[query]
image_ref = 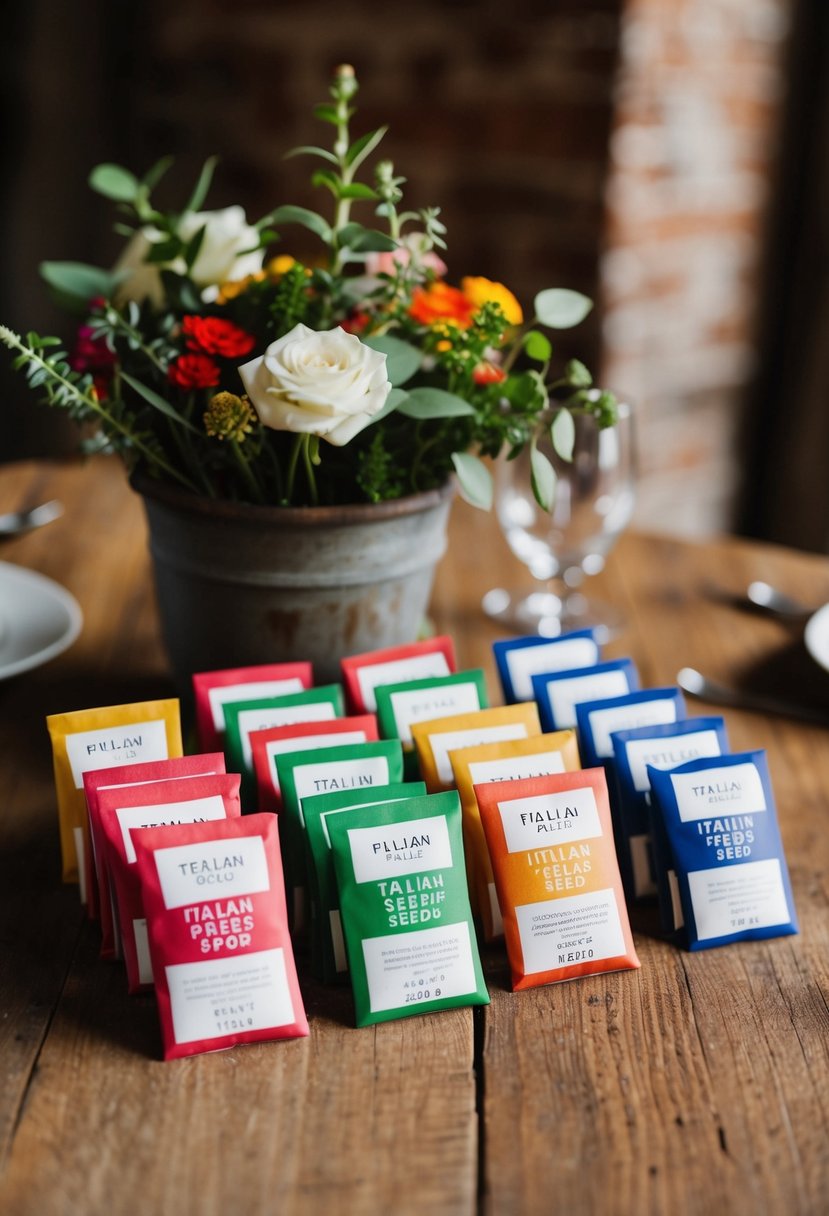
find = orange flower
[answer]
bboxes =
[409,281,474,329]
[461,276,523,326]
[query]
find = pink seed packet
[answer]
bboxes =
[340,637,456,714]
[84,753,226,958]
[133,813,308,1060]
[192,663,313,751]
[99,774,241,993]
[250,714,379,813]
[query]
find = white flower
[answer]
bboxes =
[238,324,391,447]
[114,206,264,305]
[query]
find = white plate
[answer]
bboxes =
[0,561,83,680]
[804,603,829,674]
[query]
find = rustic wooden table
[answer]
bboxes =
[1,456,828,1216]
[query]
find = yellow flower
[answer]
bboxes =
[204,392,256,443]
[266,255,298,278]
[461,276,523,326]
[215,271,266,303]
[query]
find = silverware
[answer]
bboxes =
[677,666,829,726]
[0,499,63,538]
[745,580,816,621]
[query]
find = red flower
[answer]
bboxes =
[181,315,256,358]
[168,353,221,390]
[70,324,116,399]
[339,310,371,335]
[472,361,507,386]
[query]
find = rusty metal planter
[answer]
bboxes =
[133,474,455,686]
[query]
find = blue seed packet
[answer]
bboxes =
[493,630,601,704]
[575,686,687,771]
[611,716,729,905]
[531,658,640,732]
[647,751,798,951]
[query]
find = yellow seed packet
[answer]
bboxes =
[448,731,581,939]
[411,702,542,794]
[46,699,183,893]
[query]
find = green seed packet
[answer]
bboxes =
[327,791,490,1026]
[222,684,345,807]
[374,669,489,778]
[276,739,404,932]
[303,781,427,983]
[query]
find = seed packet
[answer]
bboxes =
[411,702,542,793]
[302,781,427,983]
[647,751,797,951]
[341,636,456,713]
[448,730,581,940]
[99,774,242,993]
[133,813,308,1060]
[493,630,601,704]
[251,714,379,814]
[222,684,345,807]
[84,752,226,959]
[327,791,489,1026]
[275,739,405,930]
[531,659,640,732]
[192,662,313,751]
[374,669,489,747]
[475,769,640,989]
[611,717,729,903]
[575,687,686,770]
[46,699,183,894]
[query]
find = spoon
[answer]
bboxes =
[677,666,829,726]
[745,581,816,621]
[0,499,64,538]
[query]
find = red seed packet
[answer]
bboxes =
[475,769,640,989]
[192,663,313,751]
[340,637,456,714]
[133,813,308,1060]
[250,714,379,813]
[84,754,226,958]
[99,774,241,994]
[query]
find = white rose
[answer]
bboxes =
[114,206,264,305]
[238,324,391,447]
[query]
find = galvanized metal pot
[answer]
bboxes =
[133,474,454,686]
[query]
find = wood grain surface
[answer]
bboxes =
[0,456,827,1216]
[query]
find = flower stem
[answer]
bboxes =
[284,433,304,504]
[303,434,320,505]
[231,439,265,504]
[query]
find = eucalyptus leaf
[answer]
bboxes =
[451,452,493,510]
[361,335,421,386]
[121,371,200,434]
[39,261,124,303]
[88,164,139,202]
[565,358,592,387]
[534,288,593,330]
[551,409,576,462]
[523,330,552,362]
[270,205,332,242]
[184,156,218,215]
[530,442,557,512]
[398,387,475,419]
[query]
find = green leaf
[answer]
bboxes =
[551,409,576,462]
[120,371,200,434]
[398,388,475,419]
[530,441,557,511]
[534,288,593,330]
[346,126,388,169]
[88,164,139,202]
[184,156,218,214]
[361,335,421,386]
[183,224,207,271]
[145,237,183,264]
[39,261,123,302]
[311,169,341,196]
[283,144,340,165]
[141,155,175,192]
[523,330,552,362]
[313,102,341,125]
[565,358,592,387]
[338,223,397,253]
[337,183,378,201]
[270,205,332,242]
[451,452,493,510]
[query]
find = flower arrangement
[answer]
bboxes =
[1,65,616,511]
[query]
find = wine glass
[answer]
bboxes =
[482,399,635,640]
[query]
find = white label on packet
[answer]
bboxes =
[544,672,631,729]
[238,702,337,770]
[154,835,270,909]
[498,788,602,854]
[467,751,567,787]
[670,762,767,822]
[431,723,531,786]
[348,814,452,883]
[688,858,789,941]
[362,921,477,1013]
[208,679,304,731]
[166,948,294,1044]
[357,653,451,712]
[506,638,599,701]
[586,699,678,760]
[115,794,227,865]
[265,731,369,794]
[389,683,481,745]
[293,757,391,826]
[65,719,169,789]
[133,918,153,984]
[515,888,626,974]
[624,729,723,793]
